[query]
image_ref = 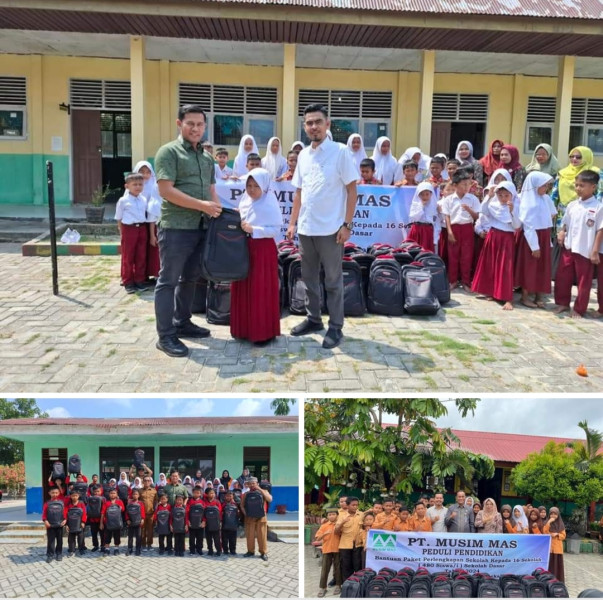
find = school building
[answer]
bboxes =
[0,416,299,514]
[0,0,602,208]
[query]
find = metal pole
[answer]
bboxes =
[46,161,59,296]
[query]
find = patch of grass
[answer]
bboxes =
[122,317,129,323]
[406,356,434,373]
[446,309,470,319]
[251,387,261,393]
[78,363,86,368]
[474,319,496,325]
[44,347,55,353]
[458,374,471,382]
[76,332,86,340]
[480,335,491,342]
[0,332,13,339]
[146,316,155,322]
[323,386,330,392]
[233,378,251,385]
[25,333,40,344]
[98,328,108,333]
[79,272,111,291]
[502,340,519,348]
[423,375,438,389]
[107,348,117,357]
[418,331,489,365]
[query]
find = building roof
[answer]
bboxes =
[0,417,297,427]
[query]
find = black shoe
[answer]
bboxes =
[68,551,75,558]
[230,551,236,556]
[290,318,324,336]
[328,578,336,587]
[91,547,98,553]
[260,553,268,561]
[216,552,221,557]
[113,549,119,556]
[167,549,174,556]
[135,282,149,291]
[243,551,254,557]
[322,327,343,349]
[79,548,86,555]
[189,550,196,555]
[46,555,53,563]
[125,284,137,294]
[159,549,165,555]
[135,550,141,556]
[197,550,203,556]
[175,321,211,338]
[56,554,62,561]
[208,551,214,556]
[126,549,132,556]
[156,336,188,358]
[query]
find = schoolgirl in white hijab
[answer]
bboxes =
[399,146,431,182]
[132,161,160,205]
[346,133,368,174]
[261,137,288,180]
[118,472,130,487]
[407,181,439,251]
[372,136,400,185]
[518,172,555,251]
[238,168,283,239]
[156,473,167,490]
[290,141,305,153]
[512,504,530,533]
[233,134,259,176]
[131,477,143,490]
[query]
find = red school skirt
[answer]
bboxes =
[146,223,160,278]
[230,237,281,343]
[472,228,516,302]
[514,228,552,294]
[406,223,434,252]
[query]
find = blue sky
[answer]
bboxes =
[34,398,299,419]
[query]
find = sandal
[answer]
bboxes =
[317,590,326,597]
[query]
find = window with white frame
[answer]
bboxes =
[524,96,556,152]
[0,76,27,140]
[179,83,277,147]
[297,89,392,147]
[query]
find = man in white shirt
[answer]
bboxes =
[426,492,447,533]
[286,104,358,349]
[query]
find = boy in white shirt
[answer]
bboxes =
[214,148,233,180]
[441,171,480,291]
[554,170,603,318]
[116,173,148,294]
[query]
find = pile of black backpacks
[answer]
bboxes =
[340,566,570,598]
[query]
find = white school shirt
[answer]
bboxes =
[146,196,162,223]
[562,197,603,260]
[474,212,492,236]
[215,164,233,180]
[480,197,521,233]
[291,136,359,236]
[440,193,480,225]
[115,193,147,224]
[427,506,447,533]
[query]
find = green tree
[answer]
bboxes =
[569,420,603,472]
[305,398,494,502]
[270,399,296,416]
[0,398,48,464]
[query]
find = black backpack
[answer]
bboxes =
[401,264,440,315]
[398,568,415,578]
[478,580,502,597]
[367,256,404,316]
[191,278,208,313]
[188,502,204,529]
[223,503,239,531]
[452,577,474,598]
[126,502,142,526]
[366,576,389,598]
[206,281,231,325]
[547,580,570,598]
[68,454,81,475]
[342,258,366,317]
[204,505,221,532]
[117,483,130,503]
[245,490,266,518]
[51,461,65,481]
[502,582,525,598]
[134,449,145,468]
[340,576,363,598]
[105,503,123,531]
[432,576,453,598]
[350,251,375,294]
[287,257,307,315]
[103,484,116,501]
[155,508,170,535]
[522,577,547,598]
[384,577,409,598]
[416,254,450,304]
[87,495,104,519]
[379,568,397,579]
[392,249,414,266]
[171,506,186,534]
[46,500,64,527]
[201,207,249,282]
[72,482,89,505]
[408,579,430,598]
[67,505,83,531]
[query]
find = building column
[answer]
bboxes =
[30,55,45,206]
[282,43,296,151]
[509,74,526,149]
[159,59,172,146]
[418,50,435,154]
[554,55,575,160]
[395,71,409,156]
[130,36,146,164]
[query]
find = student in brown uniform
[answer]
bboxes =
[372,498,400,531]
[396,506,412,532]
[357,512,375,568]
[335,496,364,581]
[315,507,342,597]
[409,501,432,532]
[543,507,566,582]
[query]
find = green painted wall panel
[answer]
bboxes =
[0,154,70,205]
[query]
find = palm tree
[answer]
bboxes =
[270,399,296,416]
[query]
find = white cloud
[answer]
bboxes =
[164,399,183,415]
[178,399,214,417]
[103,398,133,408]
[233,399,264,417]
[46,407,72,419]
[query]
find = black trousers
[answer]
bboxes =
[89,521,103,548]
[221,530,237,554]
[206,529,221,553]
[189,528,204,553]
[158,533,173,551]
[340,547,362,582]
[46,526,63,556]
[174,532,185,554]
[68,529,84,552]
[104,529,121,546]
[127,525,141,551]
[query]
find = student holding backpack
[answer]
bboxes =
[100,488,125,555]
[64,489,87,557]
[221,490,240,556]
[203,487,223,556]
[126,488,146,556]
[43,487,66,563]
[153,493,173,555]
[87,485,105,552]
[186,485,205,555]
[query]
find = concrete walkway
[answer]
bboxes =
[1,242,603,392]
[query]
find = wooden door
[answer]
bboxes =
[72,110,102,203]
[430,121,451,157]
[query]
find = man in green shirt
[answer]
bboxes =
[163,471,189,506]
[154,104,222,357]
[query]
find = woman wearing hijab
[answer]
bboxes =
[479,139,505,187]
[262,137,288,180]
[455,140,484,186]
[485,168,512,196]
[543,507,566,581]
[506,504,530,533]
[474,498,503,533]
[501,504,513,533]
[233,134,259,176]
[499,145,526,192]
[405,182,438,252]
[131,476,143,490]
[525,144,560,178]
[399,147,431,182]
[220,470,233,490]
[464,496,474,509]
[372,136,400,185]
[290,141,305,153]
[231,167,282,346]
[155,473,168,494]
[515,171,556,308]
[346,133,368,175]
[528,508,543,534]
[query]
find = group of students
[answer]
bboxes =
[314,492,567,597]
[42,465,273,563]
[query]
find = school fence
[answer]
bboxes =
[215,181,418,247]
[366,530,552,576]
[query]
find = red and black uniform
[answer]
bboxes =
[186,497,205,555]
[64,500,87,553]
[87,495,105,550]
[65,475,88,485]
[359,177,379,184]
[101,499,125,548]
[87,482,103,496]
[203,497,223,555]
[221,499,240,555]
[153,503,173,553]
[42,499,65,558]
[126,500,146,554]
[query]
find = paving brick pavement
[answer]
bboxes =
[1,243,603,392]
[303,545,603,598]
[0,540,298,598]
